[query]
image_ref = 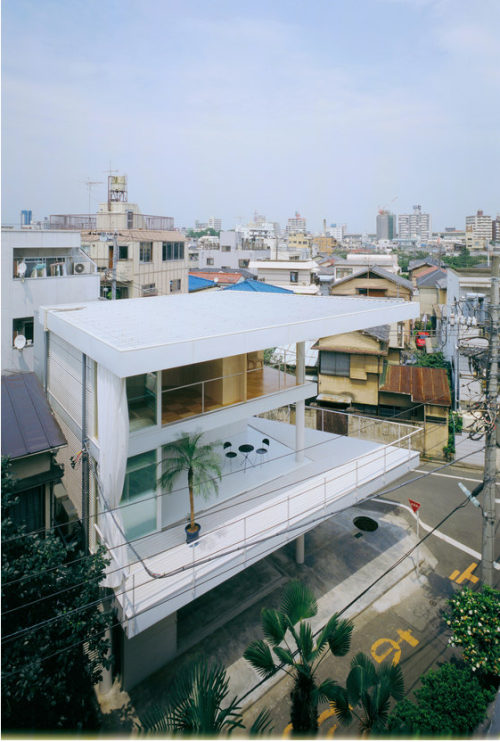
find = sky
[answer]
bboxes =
[2,0,499,233]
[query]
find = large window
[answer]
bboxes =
[121,451,157,540]
[139,242,153,263]
[320,351,350,377]
[10,485,44,533]
[290,271,299,283]
[126,373,157,429]
[119,245,129,260]
[162,242,185,261]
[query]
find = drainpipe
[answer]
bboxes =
[82,354,89,553]
[295,342,305,464]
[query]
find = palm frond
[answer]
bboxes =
[379,659,405,701]
[244,640,277,679]
[298,620,314,663]
[261,608,286,646]
[312,678,339,706]
[326,617,353,658]
[331,687,352,727]
[249,708,274,737]
[273,645,295,667]
[280,579,317,625]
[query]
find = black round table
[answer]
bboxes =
[238,444,254,470]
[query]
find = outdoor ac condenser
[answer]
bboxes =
[73,262,91,274]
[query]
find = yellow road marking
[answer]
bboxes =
[449,569,460,580]
[371,628,419,664]
[455,562,479,584]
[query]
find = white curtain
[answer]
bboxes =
[97,365,129,588]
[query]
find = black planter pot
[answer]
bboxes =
[185,523,201,544]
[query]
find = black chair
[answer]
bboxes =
[223,441,232,450]
[255,447,268,466]
[225,450,238,470]
[259,438,270,463]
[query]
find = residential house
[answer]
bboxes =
[248,259,320,295]
[195,231,271,271]
[315,331,451,457]
[37,291,418,688]
[329,266,415,348]
[1,228,99,374]
[1,373,68,533]
[333,254,399,281]
[189,268,250,287]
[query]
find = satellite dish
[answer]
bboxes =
[14,334,27,350]
[17,261,27,277]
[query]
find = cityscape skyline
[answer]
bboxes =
[2,0,499,232]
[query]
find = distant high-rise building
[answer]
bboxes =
[465,210,492,241]
[376,211,396,241]
[327,223,344,240]
[286,212,307,234]
[20,210,32,227]
[208,216,222,231]
[398,205,432,242]
[492,214,500,244]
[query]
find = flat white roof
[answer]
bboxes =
[40,292,419,377]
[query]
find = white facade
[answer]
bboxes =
[286,213,307,234]
[1,229,99,374]
[465,210,492,241]
[248,259,320,294]
[39,292,419,688]
[207,216,222,231]
[398,205,432,243]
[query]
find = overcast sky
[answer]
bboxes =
[2,0,499,233]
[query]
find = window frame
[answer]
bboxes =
[139,242,153,263]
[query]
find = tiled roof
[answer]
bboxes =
[1,373,67,459]
[379,365,451,406]
[416,268,448,288]
[222,279,293,293]
[333,266,414,291]
[188,274,218,292]
[189,271,243,285]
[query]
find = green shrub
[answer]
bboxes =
[387,663,490,736]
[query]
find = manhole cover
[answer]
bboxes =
[353,516,379,532]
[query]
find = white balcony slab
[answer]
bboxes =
[114,417,419,636]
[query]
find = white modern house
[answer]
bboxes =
[37,292,419,688]
[1,229,99,374]
[248,259,320,295]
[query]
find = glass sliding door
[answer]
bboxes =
[121,450,157,540]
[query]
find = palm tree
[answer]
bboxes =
[332,652,405,735]
[244,579,353,735]
[158,431,222,539]
[136,658,272,736]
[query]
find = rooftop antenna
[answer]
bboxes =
[80,177,103,227]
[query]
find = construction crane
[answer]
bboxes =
[377,197,398,215]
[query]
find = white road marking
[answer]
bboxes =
[372,497,500,571]
[412,469,500,486]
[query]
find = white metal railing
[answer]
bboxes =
[123,425,420,601]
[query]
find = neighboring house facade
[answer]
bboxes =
[37,291,418,689]
[316,332,451,457]
[81,228,188,299]
[329,266,415,349]
[195,230,271,271]
[248,259,320,294]
[333,254,399,280]
[1,228,99,374]
[2,373,67,533]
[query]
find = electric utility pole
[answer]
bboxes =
[111,231,118,300]
[482,252,499,585]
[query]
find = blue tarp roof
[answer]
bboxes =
[189,274,218,292]
[222,279,293,294]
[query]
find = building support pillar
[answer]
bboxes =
[295,534,305,564]
[295,342,306,463]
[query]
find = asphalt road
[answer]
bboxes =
[242,462,499,737]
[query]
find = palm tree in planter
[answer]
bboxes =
[158,432,222,544]
[332,652,405,735]
[244,579,353,735]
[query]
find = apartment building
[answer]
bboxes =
[37,291,419,688]
[248,259,320,294]
[286,212,307,234]
[1,228,99,374]
[376,211,396,241]
[398,205,432,243]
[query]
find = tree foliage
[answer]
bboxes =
[137,657,272,736]
[186,227,220,239]
[1,457,112,732]
[332,652,404,734]
[244,579,353,734]
[446,586,500,679]
[442,247,481,270]
[387,662,491,736]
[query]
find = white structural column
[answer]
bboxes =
[295,341,306,463]
[295,341,306,565]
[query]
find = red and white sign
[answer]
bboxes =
[409,499,421,514]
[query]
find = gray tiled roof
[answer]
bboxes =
[1,373,66,459]
[333,265,414,291]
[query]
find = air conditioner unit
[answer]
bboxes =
[73,262,91,274]
[301,281,308,286]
